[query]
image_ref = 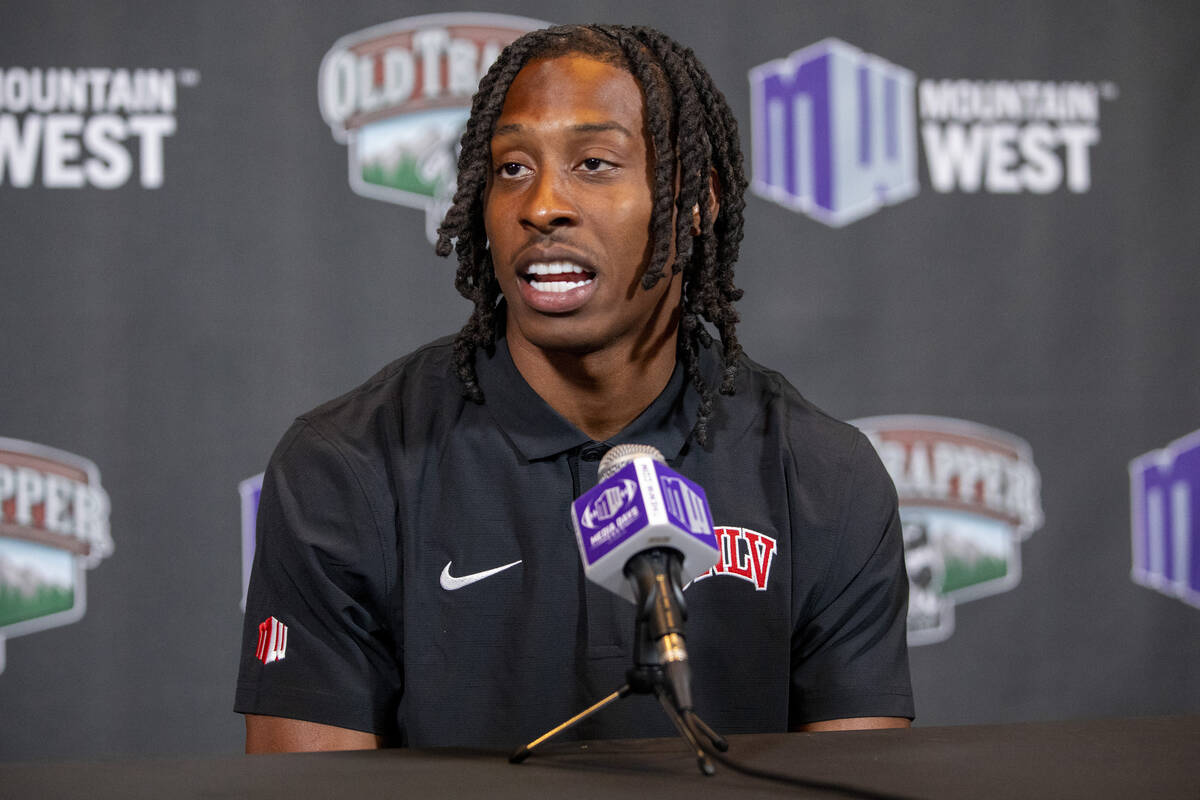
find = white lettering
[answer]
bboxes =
[87,68,112,108]
[1060,123,1098,192]
[1019,122,1062,193]
[985,123,1021,193]
[83,114,132,189]
[320,50,357,127]
[413,28,450,99]
[383,49,415,105]
[0,113,42,186]
[356,54,384,114]
[924,121,1098,194]
[15,468,46,527]
[919,79,1101,122]
[3,68,32,112]
[128,114,174,188]
[923,122,987,192]
[447,38,479,96]
[43,474,73,534]
[42,113,86,188]
[0,465,13,504]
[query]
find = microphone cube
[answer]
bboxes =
[572,456,719,603]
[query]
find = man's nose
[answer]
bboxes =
[521,171,579,233]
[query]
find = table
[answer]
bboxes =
[1,715,1195,799]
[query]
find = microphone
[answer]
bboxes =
[570,444,720,711]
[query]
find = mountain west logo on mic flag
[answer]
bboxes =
[749,38,1115,226]
[0,438,112,674]
[318,13,547,242]
[851,416,1043,645]
[1130,428,1200,609]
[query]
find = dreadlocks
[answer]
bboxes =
[435,24,747,445]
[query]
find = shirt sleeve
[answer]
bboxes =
[789,430,914,726]
[234,419,402,735]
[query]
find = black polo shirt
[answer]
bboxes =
[235,332,913,746]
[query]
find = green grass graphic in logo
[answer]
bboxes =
[0,584,74,627]
[362,155,439,197]
[942,554,1007,594]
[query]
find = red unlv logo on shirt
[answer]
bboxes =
[690,526,777,591]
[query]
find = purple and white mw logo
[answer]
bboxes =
[748,38,918,228]
[750,38,1114,226]
[1130,428,1200,609]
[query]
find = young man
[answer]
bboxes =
[236,24,912,753]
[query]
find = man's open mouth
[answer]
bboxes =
[521,262,596,293]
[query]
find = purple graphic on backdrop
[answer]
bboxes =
[1130,429,1200,608]
[239,473,263,611]
[748,38,918,227]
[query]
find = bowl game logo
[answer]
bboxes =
[850,416,1043,645]
[0,438,112,674]
[318,13,548,242]
[749,38,1116,227]
[1129,427,1200,609]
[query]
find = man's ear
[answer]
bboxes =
[691,168,721,235]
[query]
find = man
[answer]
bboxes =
[236,24,912,753]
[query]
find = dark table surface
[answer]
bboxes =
[2,715,1196,799]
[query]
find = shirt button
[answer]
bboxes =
[581,444,609,462]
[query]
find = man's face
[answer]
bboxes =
[484,55,680,357]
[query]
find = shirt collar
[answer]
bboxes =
[474,327,716,464]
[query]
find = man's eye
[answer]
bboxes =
[498,162,529,177]
[580,158,613,172]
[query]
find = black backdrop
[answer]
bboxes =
[1,0,1197,761]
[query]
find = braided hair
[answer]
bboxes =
[435,24,747,445]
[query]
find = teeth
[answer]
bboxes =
[526,262,588,276]
[528,278,593,293]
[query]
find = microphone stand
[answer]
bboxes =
[510,554,729,776]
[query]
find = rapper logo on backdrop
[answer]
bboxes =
[1129,428,1200,610]
[850,416,1044,645]
[748,38,1118,226]
[0,438,112,674]
[318,12,549,243]
[0,66,199,189]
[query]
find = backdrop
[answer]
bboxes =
[2,0,1198,761]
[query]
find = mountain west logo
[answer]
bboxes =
[318,13,547,242]
[1130,428,1200,609]
[749,38,1114,226]
[0,438,112,674]
[851,416,1043,645]
[690,527,777,591]
[1,66,198,189]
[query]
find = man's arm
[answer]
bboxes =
[245,714,384,753]
[798,717,910,732]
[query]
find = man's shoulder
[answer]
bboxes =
[726,351,895,531]
[291,334,462,446]
[730,351,864,454]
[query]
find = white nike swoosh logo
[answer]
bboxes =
[440,559,522,591]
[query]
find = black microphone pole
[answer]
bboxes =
[625,547,694,713]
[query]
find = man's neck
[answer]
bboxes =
[506,329,679,442]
